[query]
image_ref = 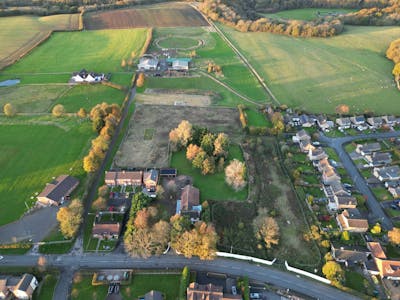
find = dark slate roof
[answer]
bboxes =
[38,175,79,203]
[15,274,34,292]
[160,168,177,176]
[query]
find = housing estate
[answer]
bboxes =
[0,273,38,300]
[37,175,79,206]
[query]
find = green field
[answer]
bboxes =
[54,85,126,112]
[262,8,356,21]
[245,108,270,127]
[171,145,247,201]
[220,24,400,114]
[1,28,148,75]
[0,117,93,226]
[158,36,199,49]
[0,14,79,69]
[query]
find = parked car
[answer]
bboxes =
[250,293,260,299]
[232,286,237,295]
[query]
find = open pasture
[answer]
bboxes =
[221,24,400,114]
[113,104,242,169]
[261,8,356,21]
[0,117,93,226]
[84,2,208,30]
[0,14,79,70]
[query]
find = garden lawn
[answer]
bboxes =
[345,271,370,294]
[220,24,400,114]
[262,8,356,21]
[39,227,73,254]
[120,274,180,299]
[71,275,108,300]
[0,118,93,226]
[54,85,126,112]
[33,274,58,300]
[1,28,148,74]
[171,145,247,201]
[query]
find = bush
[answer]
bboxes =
[3,103,17,117]
[178,266,190,300]
[52,104,65,117]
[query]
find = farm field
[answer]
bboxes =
[114,105,242,169]
[0,117,93,226]
[220,24,400,114]
[84,2,208,30]
[261,8,356,21]
[0,14,79,70]
[54,85,126,112]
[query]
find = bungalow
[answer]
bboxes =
[350,115,366,126]
[356,142,381,156]
[383,115,397,126]
[37,175,79,206]
[292,129,310,143]
[388,187,400,198]
[176,185,202,223]
[145,290,164,300]
[373,165,400,182]
[308,148,328,161]
[92,222,121,240]
[367,117,384,128]
[138,55,159,71]
[331,244,370,267]
[328,195,357,211]
[336,117,351,130]
[364,152,392,167]
[367,242,400,280]
[336,208,369,232]
[71,69,105,83]
[143,169,159,192]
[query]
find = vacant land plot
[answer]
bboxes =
[1,29,148,74]
[0,85,69,113]
[84,3,208,30]
[136,91,211,106]
[114,104,241,168]
[0,14,79,70]
[0,117,93,226]
[54,85,126,112]
[221,24,400,114]
[262,8,356,21]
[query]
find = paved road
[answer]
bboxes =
[1,254,360,300]
[319,130,400,230]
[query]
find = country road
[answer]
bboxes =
[319,129,400,230]
[0,254,360,300]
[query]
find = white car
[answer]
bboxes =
[250,293,260,299]
[0,256,3,261]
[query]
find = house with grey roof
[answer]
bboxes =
[350,115,366,126]
[336,117,351,130]
[364,152,392,167]
[356,142,381,156]
[37,175,79,206]
[331,244,371,267]
[373,166,400,182]
[367,117,383,128]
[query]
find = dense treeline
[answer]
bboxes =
[341,1,400,25]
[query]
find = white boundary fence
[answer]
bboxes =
[285,261,331,284]
[216,252,276,266]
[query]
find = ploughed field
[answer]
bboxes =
[84,3,208,30]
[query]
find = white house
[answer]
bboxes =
[138,55,159,71]
[71,69,104,83]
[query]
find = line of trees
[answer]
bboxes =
[56,198,84,238]
[386,38,400,90]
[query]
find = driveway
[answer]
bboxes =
[319,130,400,230]
[0,206,58,244]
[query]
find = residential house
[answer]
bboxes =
[308,148,328,161]
[367,242,400,280]
[292,129,310,143]
[317,115,333,131]
[388,187,400,198]
[364,152,392,167]
[105,171,118,186]
[367,117,383,128]
[350,115,366,126]
[373,165,400,182]
[176,185,202,223]
[383,115,397,126]
[331,244,371,267]
[287,114,301,127]
[322,168,341,185]
[385,180,400,188]
[145,290,164,300]
[116,171,143,186]
[328,195,357,211]
[336,208,369,232]
[71,69,105,83]
[0,274,38,300]
[186,282,241,300]
[323,181,351,198]
[300,114,314,127]
[138,55,159,71]
[143,169,159,192]
[356,142,381,156]
[92,222,121,240]
[299,140,315,153]
[336,117,351,130]
[37,175,79,206]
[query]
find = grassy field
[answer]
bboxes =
[54,85,126,113]
[0,14,79,70]
[0,117,93,226]
[1,29,148,75]
[171,145,247,201]
[220,24,400,114]
[245,108,270,127]
[262,8,356,21]
[158,37,199,49]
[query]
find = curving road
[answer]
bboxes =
[319,130,400,230]
[1,254,360,300]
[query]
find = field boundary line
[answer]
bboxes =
[192,5,280,106]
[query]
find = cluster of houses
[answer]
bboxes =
[0,273,38,300]
[284,110,399,132]
[70,69,106,83]
[138,54,191,72]
[332,241,400,281]
[293,130,369,233]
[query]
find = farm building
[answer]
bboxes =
[167,58,191,71]
[138,55,159,71]
[37,175,79,206]
[92,222,121,240]
[71,69,105,83]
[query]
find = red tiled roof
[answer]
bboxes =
[181,185,200,211]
